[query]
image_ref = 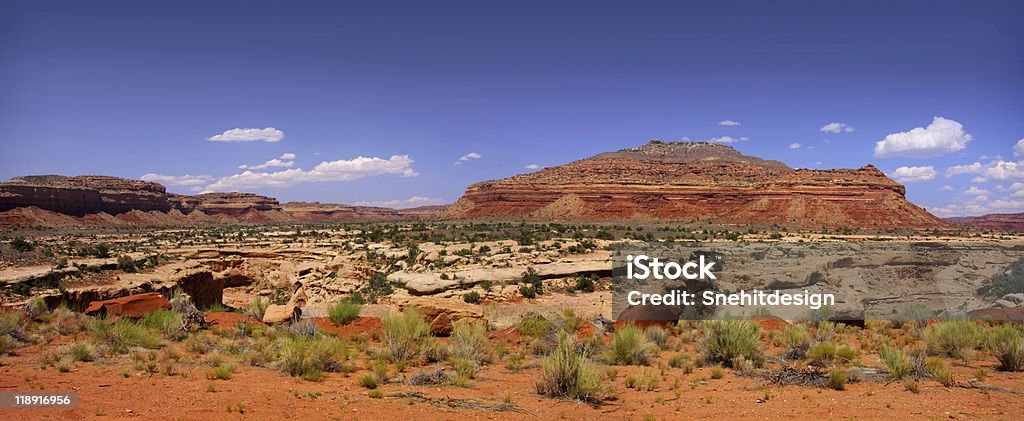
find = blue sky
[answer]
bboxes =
[1,1,1022,215]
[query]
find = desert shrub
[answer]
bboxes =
[24,297,48,319]
[880,344,915,380]
[0,312,22,338]
[116,255,137,272]
[9,237,34,252]
[558,307,582,334]
[246,298,269,320]
[381,309,429,362]
[92,319,161,353]
[0,335,17,355]
[644,326,670,350]
[462,291,481,304]
[516,312,554,338]
[452,356,478,380]
[535,333,602,402]
[700,319,761,367]
[828,369,848,390]
[449,319,488,364]
[893,303,932,328]
[988,257,1024,297]
[68,342,96,362]
[778,324,812,359]
[358,373,379,389]
[519,285,537,299]
[277,335,351,381]
[184,332,216,354]
[806,342,857,366]
[624,367,661,391]
[606,324,658,366]
[926,358,954,386]
[328,299,362,325]
[141,309,184,339]
[988,324,1024,372]
[668,352,687,368]
[573,275,596,293]
[520,267,543,294]
[285,319,318,338]
[206,364,235,380]
[408,366,451,385]
[924,320,983,360]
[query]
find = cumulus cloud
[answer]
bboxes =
[945,162,984,178]
[964,186,990,196]
[788,143,801,149]
[718,120,741,126]
[873,117,971,158]
[939,185,954,191]
[702,136,746,144]
[207,127,285,142]
[354,196,446,209]
[239,153,297,170]
[459,152,481,161]
[140,173,214,186]
[525,164,540,170]
[1013,138,1024,158]
[820,122,855,134]
[946,160,1024,182]
[889,166,937,183]
[204,155,417,192]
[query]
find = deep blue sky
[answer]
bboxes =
[2,1,1022,215]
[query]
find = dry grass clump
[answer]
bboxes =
[988,324,1024,372]
[328,299,362,325]
[277,335,353,381]
[91,318,161,353]
[381,309,429,362]
[700,319,762,367]
[535,333,602,402]
[448,319,489,365]
[924,320,983,360]
[605,324,658,366]
[515,312,554,338]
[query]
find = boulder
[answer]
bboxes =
[994,299,1017,308]
[1002,293,1024,305]
[263,304,301,324]
[84,292,170,319]
[395,296,483,336]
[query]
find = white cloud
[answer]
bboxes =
[788,143,801,149]
[240,158,294,170]
[459,152,481,161]
[140,173,214,186]
[947,160,1024,182]
[889,166,936,183]
[1013,139,1024,158]
[204,155,417,192]
[939,185,954,191]
[354,196,446,209]
[964,186,990,196]
[207,127,285,142]
[820,122,855,134]
[873,117,971,158]
[718,120,740,126]
[945,162,984,178]
[525,164,540,170]
[279,152,296,160]
[703,136,740,144]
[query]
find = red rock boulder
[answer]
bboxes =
[84,292,170,318]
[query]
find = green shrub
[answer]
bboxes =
[462,291,481,304]
[624,367,661,391]
[277,335,351,380]
[700,319,761,367]
[988,324,1024,372]
[92,319,161,353]
[68,342,96,362]
[206,364,235,380]
[806,342,857,366]
[644,326,670,350]
[778,324,812,359]
[24,297,48,319]
[246,298,269,320]
[880,344,913,380]
[381,309,429,362]
[453,356,479,380]
[141,309,183,339]
[926,358,954,386]
[116,255,137,272]
[328,299,362,325]
[535,333,602,402]
[828,369,848,390]
[516,312,554,338]
[988,257,1024,297]
[606,324,658,366]
[0,312,22,338]
[573,276,596,293]
[519,285,537,299]
[449,319,488,364]
[359,373,379,389]
[925,320,983,360]
[9,237,34,252]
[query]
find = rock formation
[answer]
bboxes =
[441,141,947,228]
[948,213,1024,231]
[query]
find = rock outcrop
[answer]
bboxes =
[441,141,947,228]
[948,213,1024,231]
[0,174,445,227]
[84,292,172,319]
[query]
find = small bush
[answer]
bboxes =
[449,319,488,364]
[925,320,983,360]
[9,237,34,252]
[24,297,48,319]
[462,291,481,304]
[68,342,96,362]
[926,358,954,386]
[535,333,602,402]
[381,309,429,362]
[206,364,235,380]
[141,309,184,339]
[0,312,22,338]
[880,344,913,380]
[778,324,812,359]
[519,285,537,299]
[624,368,661,391]
[328,299,362,325]
[246,298,269,320]
[606,324,658,366]
[700,319,761,367]
[116,255,137,272]
[806,342,857,366]
[277,335,351,380]
[573,276,596,293]
[516,312,554,338]
[644,326,670,350]
[92,319,161,353]
[828,369,848,390]
[988,324,1024,372]
[359,373,379,389]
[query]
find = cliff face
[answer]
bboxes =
[441,141,946,228]
[948,213,1024,231]
[0,175,444,227]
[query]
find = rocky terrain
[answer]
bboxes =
[0,175,443,227]
[948,212,1024,232]
[442,141,947,229]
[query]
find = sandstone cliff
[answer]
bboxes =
[440,141,946,228]
[948,213,1024,231]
